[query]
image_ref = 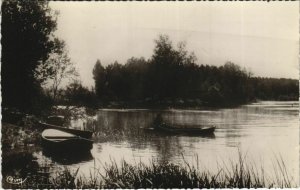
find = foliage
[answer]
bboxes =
[96,153,294,188]
[251,77,299,101]
[3,155,294,189]
[35,39,79,102]
[64,81,98,107]
[93,60,107,101]
[1,0,58,111]
[92,35,298,107]
[148,35,197,101]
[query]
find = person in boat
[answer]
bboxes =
[153,114,163,128]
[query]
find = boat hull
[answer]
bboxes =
[39,122,93,139]
[41,129,93,153]
[42,137,93,152]
[156,123,216,135]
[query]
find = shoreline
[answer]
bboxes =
[56,99,298,112]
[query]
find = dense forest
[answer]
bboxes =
[1,1,298,112]
[91,35,298,108]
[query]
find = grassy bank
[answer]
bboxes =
[3,154,295,189]
[76,155,295,189]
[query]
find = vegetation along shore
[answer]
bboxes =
[1,1,298,189]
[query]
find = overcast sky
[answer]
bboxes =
[50,2,299,87]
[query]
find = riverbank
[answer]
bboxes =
[85,98,251,110]
[77,156,295,188]
[2,150,296,188]
[62,97,299,111]
[1,122,41,188]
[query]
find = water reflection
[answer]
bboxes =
[147,128,216,138]
[42,149,93,165]
[34,101,298,181]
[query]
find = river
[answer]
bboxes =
[34,101,299,184]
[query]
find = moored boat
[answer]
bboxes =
[156,123,216,135]
[41,129,93,152]
[39,122,93,139]
[46,115,65,126]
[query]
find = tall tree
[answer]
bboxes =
[92,60,106,99]
[150,35,197,100]
[2,0,57,110]
[35,39,78,102]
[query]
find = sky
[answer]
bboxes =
[49,2,299,87]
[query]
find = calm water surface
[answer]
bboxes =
[35,101,299,182]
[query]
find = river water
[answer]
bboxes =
[35,101,299,183]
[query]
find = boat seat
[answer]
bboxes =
[44,136,78,139]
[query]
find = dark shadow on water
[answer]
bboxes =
[42,149,93,165]
[160,132,216,139]
[143,128,216,139]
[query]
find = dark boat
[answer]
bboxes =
[41,129,93,152]
[156,123,216,135]
[39,122,93,139]
[46,115,65,126]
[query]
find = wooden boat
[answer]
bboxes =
[156,123,216,135]
[41,129,93,152]
[46,115,65,126]
[39,122,93,139]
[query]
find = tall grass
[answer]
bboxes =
[7,152,296,189]
[74,152,296,189]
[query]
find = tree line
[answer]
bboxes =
[92,35,298,108]
[2,1,298,112]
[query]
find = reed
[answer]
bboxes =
[73,152,295,189]
[5,152,295,189]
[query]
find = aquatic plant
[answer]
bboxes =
[71,153,295,188]
[3,153,295,189]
